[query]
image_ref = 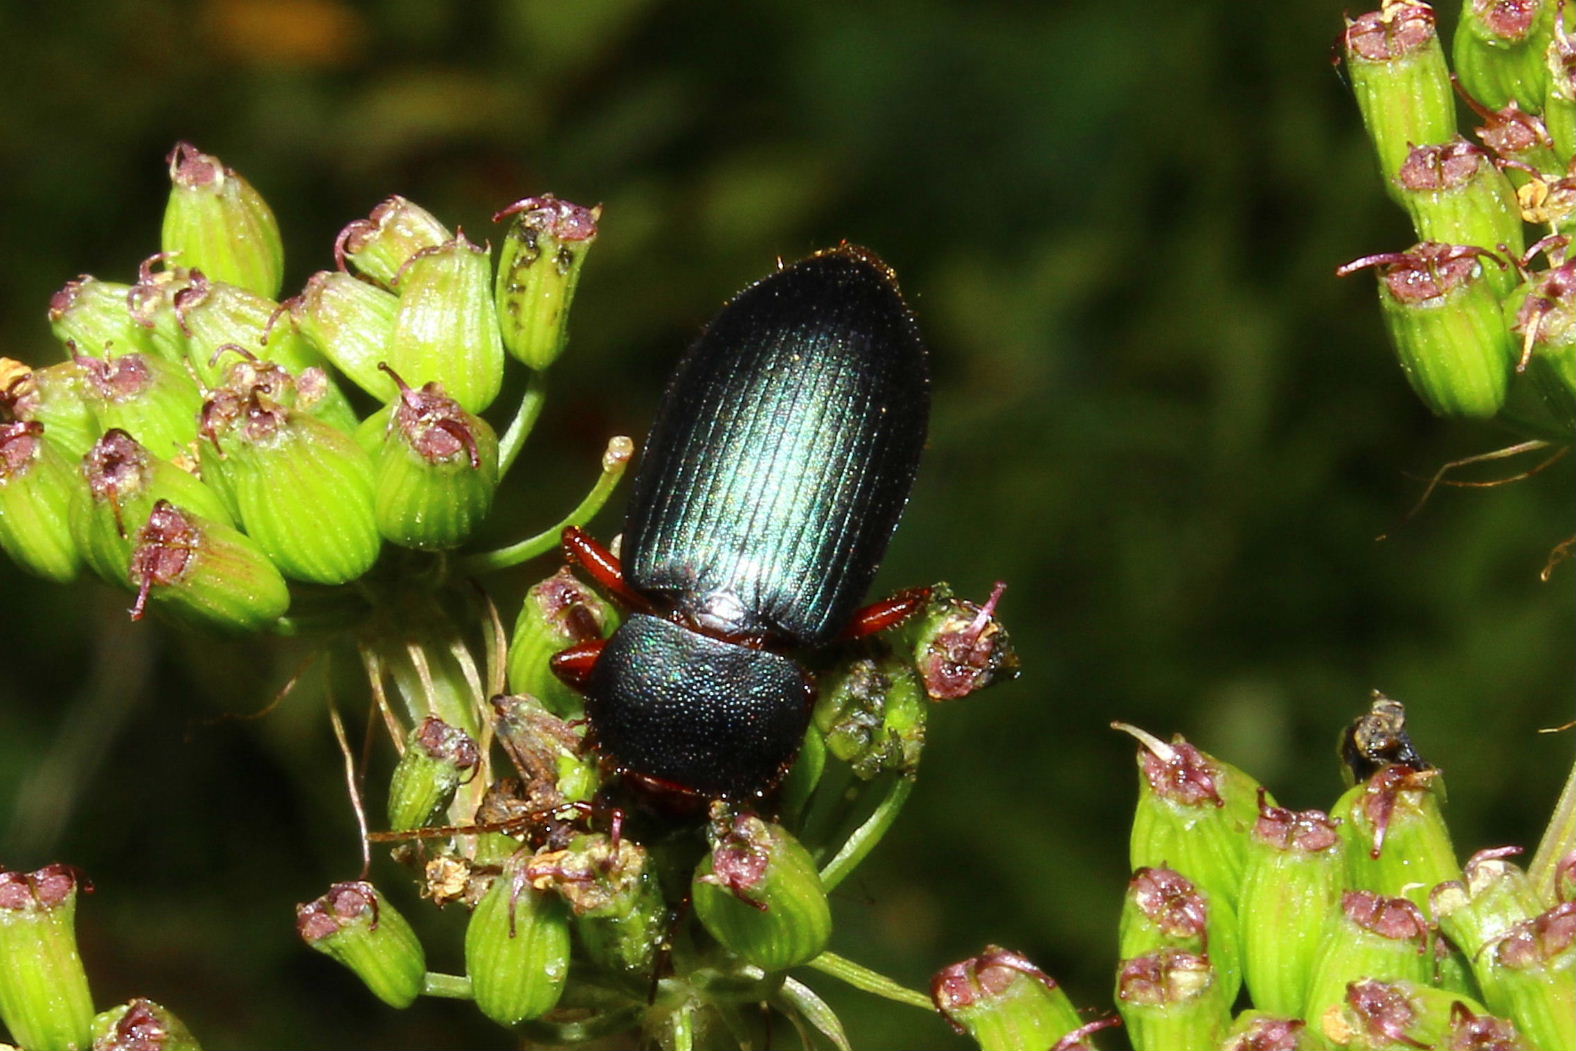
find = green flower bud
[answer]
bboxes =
[370,368,498,550]
[813,654,926,779]
[0,422,83,583]
[1510,260,1576,437]
[90,999,201,1051]
[490,694,598,807]
[506,569,620,718]
[1335,764,1459,910]
[1432,847,1541,1003]
[200,391,379,584]
[1546,21,1576,164]
[1304,891,1434,1028]
[1338,243,1517,419]
[526,833,666,975]
[1122,725,1267,910]
[292,270,402,402]
[1119,866,1242,1006]
[692,806,831,971]
[3,363,92,456]
[1341,3,1457,194]
[162,142,283,298]
[128,500,289,632]
[1487,902,1575,1050]
[213,347,358,433]
[1395,142,1525,292]
[1320,979,1496,1051]
[78,351,204,462]
[71,429,233,586]
[1219,1012,1323,1051]
[48,276,155,359]
[1,359,97,461]
[1454,0,1556,114]
[1467,94,1563,178]
[125,256,201,364]
[1339,690,1433,787]
[908,581,1019,700]
[1115,948,1230,1051]
[335,196,451,290]
[1238,798,1345,1018]
[1444,1000,1536,1051]
[173,274,355,430]
[386,234,505,414]
[492,195,599,370]
[464,854,572,1026]
[0,865,94,1051]
[296,881,425,1009]
[387,717,479,831]
[931,946,1092,1051]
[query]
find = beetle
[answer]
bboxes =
[550,245,931,800]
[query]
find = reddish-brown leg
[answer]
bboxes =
[550,638,607,690]
[841,586,932,640]
[561,526,652,612]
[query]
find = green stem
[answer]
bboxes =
[818,775,914,892]
[803,951,933,1012]
[1530,746,1576,905]
[496,369,548,478]
[421,972,472,999]
[456,436,633,576]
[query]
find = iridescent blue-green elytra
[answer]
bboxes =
[584,245,929,799]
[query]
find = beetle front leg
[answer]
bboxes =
[840,586,932,640]
[550,637,607,690]
[561,526,654,613]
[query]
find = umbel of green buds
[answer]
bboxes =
[386,717,479,831]
[129,500,289,632]
[90,999,201,1051]
[2,359,97,460]
[931,946,1092,1051]
[297,881,426,1009]
[506,569,620,718]
[526,833,666,975]
[1341,2,1456,192]
[386,233,504,414]
[493,195,600,370]
[908,581,1020,700]
[0,864,95,1051]
[1236,797,1344,1017]
[48,275,155,359]
[1115,948,1230,1051]
[692,806,831,971]
[1338,242,1517,419]
[1453,0,1556,114]
[72,429,234,586]
[1120,725,1267,909]
[813,653,927,779]
[77,351,204,462]
[200,388,379,584]
[161,142,283,298]
[464,854,572,1027]
[336,196,451,290]
[0,421,82,583]
[292,270,402,402]
[370,367,499,550]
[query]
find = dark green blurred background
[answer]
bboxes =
[1,2,1571,1047]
